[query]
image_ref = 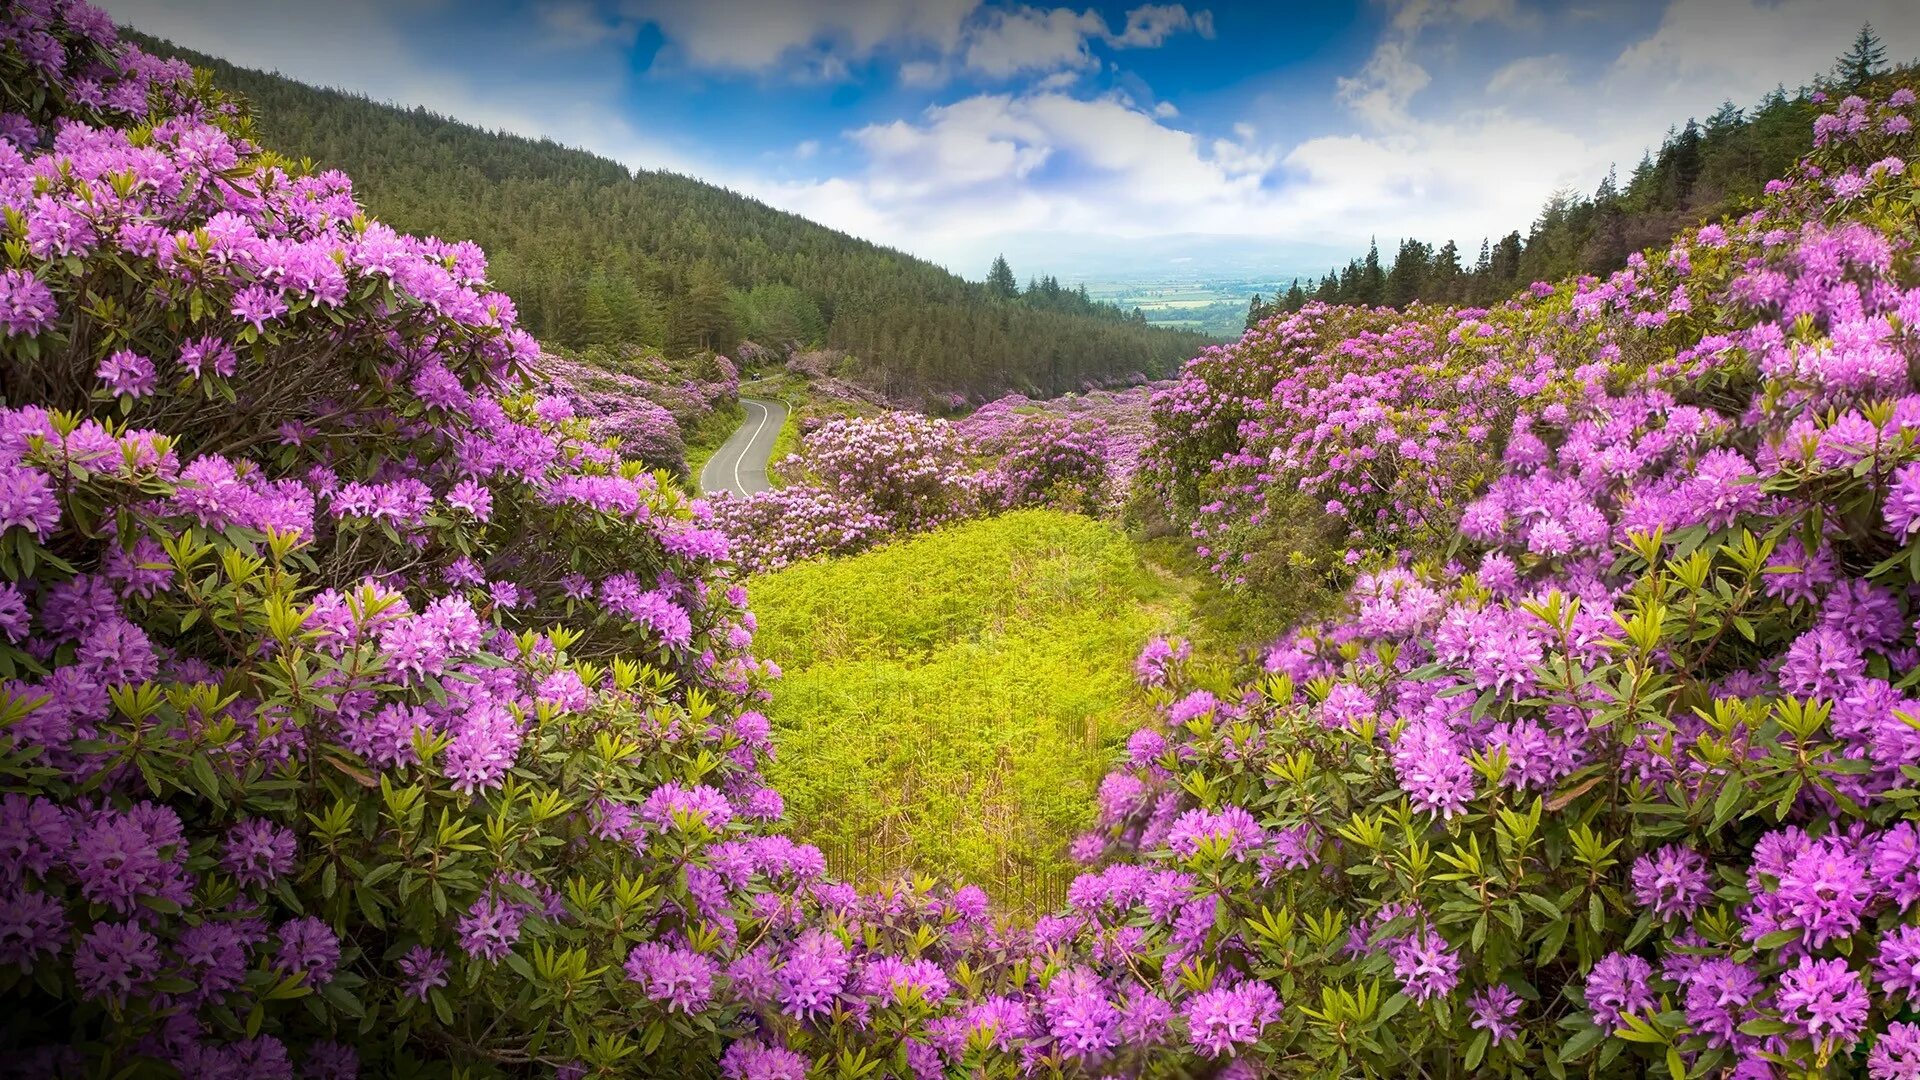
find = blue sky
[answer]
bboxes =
[102,0,1920,282]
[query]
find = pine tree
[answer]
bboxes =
[575,275,618,346]
[1385,238,1431,309]
[1431,241,1462,303]
[1359,238,1386,307]
[1705,100,1744,134]
[987,255,1018,301]
[1595,165,1619,204]
[1833,22,1887,90]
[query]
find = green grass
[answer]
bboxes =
[763,401,802,486]
[750,510,1194,911]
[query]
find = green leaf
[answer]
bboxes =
[1559,1023,1605,1062]
[1465,1030,1489,1071]
[505,950,535,981]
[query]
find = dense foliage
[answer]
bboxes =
[1137,73,1920,1076]
[538,344,739,479]
[128,35,1208,400]
[16,2,1920,1078]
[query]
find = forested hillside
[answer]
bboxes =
[129,34,1207,398]
[1253,24,1912,319]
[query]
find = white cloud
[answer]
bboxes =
[1337,40,1431,128]
[848,95,1054,198]
[964,6,1108,78]
[621,1,1211,84]
[899,59,947,86]
[1615,0,1920,103]
[1486,54,1568,97]
[794,138,820,159]
[621,0,978,73]
[743,89,1282,268]
[1108,4,1214,47]
[536,0,638,48]
[1153,100,1179,118]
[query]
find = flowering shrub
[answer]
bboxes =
[959,388,1158,515]
[0,5,802,1074]
[1098,75,1920,1075]
[711,411,978,573]
[540,344,740,477]
[15,2,1920,1077]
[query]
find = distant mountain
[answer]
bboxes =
[130,33,1209,399]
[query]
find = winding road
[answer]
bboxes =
[699,397,788,497]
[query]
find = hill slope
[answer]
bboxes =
[131,33,1208,399]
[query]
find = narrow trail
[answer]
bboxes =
[699,396,788,497]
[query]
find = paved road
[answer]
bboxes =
[699,397,788,497]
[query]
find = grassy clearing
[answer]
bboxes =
[750,510,1193,911]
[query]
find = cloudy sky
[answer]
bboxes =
[101,0,1920,281]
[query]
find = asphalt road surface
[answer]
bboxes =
[699,397,788,497]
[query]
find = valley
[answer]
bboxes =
[5,5,1919,1079]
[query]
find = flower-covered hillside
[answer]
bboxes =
[540,343,740,479]
[1105,77,1920,1075]
[0,4,802,1074]
[15,1,1920,1077]
[707,396,1133,574]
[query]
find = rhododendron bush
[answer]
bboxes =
[1113,77,1920,1075]
[16,1,1920,1076]
[0,4,802,1074]
[713,392,1152,573]
[540,344,740,479]
[708,412,978,574]
[958,388,1155,515]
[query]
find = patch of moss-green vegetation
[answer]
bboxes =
[750,510,1193,912]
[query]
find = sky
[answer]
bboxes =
[100,0,1920,283]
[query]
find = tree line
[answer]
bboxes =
[134,35,1209,399]
[1249,25,1908,325]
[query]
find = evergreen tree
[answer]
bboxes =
[576,273,619,345]
[987,255,1018,301]
[1430,242,1462,303]
[1385,238,1431,309]
[1283,278,1307,311]
[1594,165,1619,204]
[667,261,737,358]
[1833,22,1888,89]
[1359,238,1386,306]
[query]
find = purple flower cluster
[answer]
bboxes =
[12,4,1920,1076]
